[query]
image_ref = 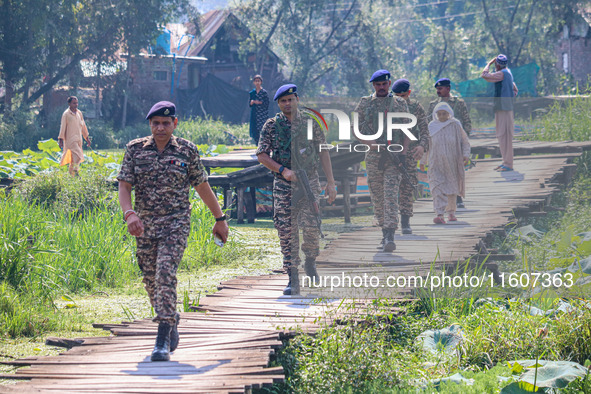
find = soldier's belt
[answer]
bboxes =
[137,209,189,217]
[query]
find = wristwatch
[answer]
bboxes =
[278,165,285,175]
[215,214,228,222]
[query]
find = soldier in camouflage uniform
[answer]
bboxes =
[355,70,410,252]
[118,101,229,362]
[392,79,430,234]
[257,84,337,295]
[428,78,472,208]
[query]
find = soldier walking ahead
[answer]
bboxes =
[117,101,229,362]
[257,84,337,295]
[391,78,430,235]
[355,70,409,252]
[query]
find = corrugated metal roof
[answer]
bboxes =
[173,9,229,57]
[169,9,281,63]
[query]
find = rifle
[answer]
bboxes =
[292,168,324,239]
[386,150,416,189]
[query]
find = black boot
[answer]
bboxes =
[382,229,396,253]
[169,312,180,352]
[151,322,172,362]
[378,228,388,248]
[304,258,320,285]
[456,196,465,209]
[401,215,412,235]
[283,267,293,295]
[283,267,300,295]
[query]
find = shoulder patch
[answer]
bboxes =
[128,136,149,147]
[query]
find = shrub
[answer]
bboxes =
[14,167,117,216]
[175,117,251,145]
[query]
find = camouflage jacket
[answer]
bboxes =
[405,97,430,153]
[428,96,472,135]
[256,110,326,179]
[354,93,409,147]
[117,135,208,238]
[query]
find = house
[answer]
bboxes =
[556,7,591,88]
[171,10,283,91]
[127,9,284,123]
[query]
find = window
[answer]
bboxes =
[154,71,167,81]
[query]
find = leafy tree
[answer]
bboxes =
[0,0,195,113]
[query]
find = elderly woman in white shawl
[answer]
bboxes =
[428,102,471,224]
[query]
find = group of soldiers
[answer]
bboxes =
[256,70,473,295]
[112,71,475,362]
[356,70,473,252]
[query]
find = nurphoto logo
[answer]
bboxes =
[304,108,418,153]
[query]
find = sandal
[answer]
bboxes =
[433,216,446,224]
[497,165,513,172]
[493,164,503,170]
[448,214,458,222]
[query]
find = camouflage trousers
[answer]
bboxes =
[399,153,418,217]
[136,234,188,324]
[366,151,401,230]
[273,174,321,270]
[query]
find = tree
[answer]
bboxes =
[237,0,381,96]
[0,0,195,113]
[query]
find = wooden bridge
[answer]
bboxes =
[0,139,585,393]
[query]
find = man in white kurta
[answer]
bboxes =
[58,96,91,176]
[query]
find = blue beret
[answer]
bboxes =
[392,78,410,93]
[369,70,391,82]
[146,101,176,120]
[274,84,297,101]
[496,54,508,66]
[434,78,451,88]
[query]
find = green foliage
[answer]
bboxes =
[0,0,197,113]
[0,138,122,179]
[175,117,251,146]
[14,167,117,216]
[527,96,591,142]
[0,169,254,338]
[274,299,591,393]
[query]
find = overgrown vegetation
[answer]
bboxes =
[272,297,591,393]
[526,96,591,142]
[266,129,591,392]
[0,168,256,338]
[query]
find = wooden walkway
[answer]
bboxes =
[1,151,580,393]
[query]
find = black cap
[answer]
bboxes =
[392,78,410,93]
[434,78,451,88]
[146,101,176,120]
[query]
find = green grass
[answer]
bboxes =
[524,95,591,141]
[266,153,591,393]
[0,169,268,339]
[175,117,252,146]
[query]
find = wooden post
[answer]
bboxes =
[247,186,257,223]
[236,187,245,224]
[225,188,233,215]
[342,175,351,224]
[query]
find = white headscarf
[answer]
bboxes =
[428,102,462,136]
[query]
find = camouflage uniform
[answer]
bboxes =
[399,98,430,217]
[117,136,208,324]
[355,93,408,230]
[428,96,472,135]
[256,111,325,270]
